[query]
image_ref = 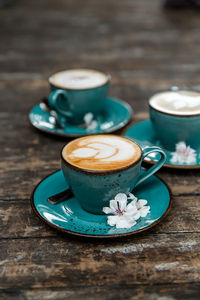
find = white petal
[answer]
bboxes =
[115,220,129,228]
[170,153,179,164]
[118,197,127,212]
[132,210,141,220]
[115,193,127,202]
[140,206,150,217]
[176,141,186,151]
[126,202,137,214]
[84,112,93,124]
[127,218,137,227]
[127,199,137,209]
[103,207,114,215]
[171,142,197,164]
[188,148,196,155]
[128,193,137,201]
[186,155,196,164]
[87,120,98,131]
[137,199,147,207]
[109,199,118,213]
[124,208,140,220]
[107,215,119,226]
[115,217,136,228]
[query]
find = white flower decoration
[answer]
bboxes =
[142,143,160,161]
[103,193,150,229]
[135,199,150,217]
[84,112,98,131]
[145,152,158,161]
[128,193,137,201]
[170,141,197,165]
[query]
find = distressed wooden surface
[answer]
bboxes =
[1,0,200,299]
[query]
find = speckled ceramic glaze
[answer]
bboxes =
[31,170,172,238]
[29,97,132,137]
[125,120,200,169]
[149,105,200,151]
[48,74,110,125]
[61,141,166,214]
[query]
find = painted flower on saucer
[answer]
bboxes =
[84,112,98,131]
[103,193,150,229]
[170,141,197,165]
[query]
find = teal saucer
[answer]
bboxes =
[125,120,200,169]
[31,170,172,238]
[29,97,132,137]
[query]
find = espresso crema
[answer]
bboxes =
[62,135,141,171]
[149,90,200,115]
[49,69,108,90]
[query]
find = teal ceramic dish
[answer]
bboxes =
[49,75,110,125]
[61,140,166,215]
[149,105,200,151]
[31,170,172,238]
[125,120,200,169]
[29,97,132,137]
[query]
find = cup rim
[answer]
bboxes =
[149,88,200,118]
[48,68,111,91]
[60,135,143,175]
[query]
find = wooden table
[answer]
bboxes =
[1,0,200,299]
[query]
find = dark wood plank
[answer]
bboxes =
[0,107,199,200]
[1,0,200,296]
[1,284,200,300]
[1,152,200,200]
[0,194,199,239]
[1,232,200,289]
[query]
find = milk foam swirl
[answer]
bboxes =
[49,69,108,89]
[63,135,141,171]
[150,91,200,115]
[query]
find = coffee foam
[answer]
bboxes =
[62,135,141,171]
[149,91,200,115]
[49,69,108,90]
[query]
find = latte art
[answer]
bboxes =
[49,69,108,90]
[149,90,200,115]
[62,135,141,171]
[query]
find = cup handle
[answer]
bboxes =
[48,89,73,118]
[135,146,166,187]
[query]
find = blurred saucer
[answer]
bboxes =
[29,97,132,137]
[125,120,200,169]
[31,170,171,238]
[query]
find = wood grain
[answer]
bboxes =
[1,0,200,298]
[1,233,200,289]
[1,284,200,300]
[0,194,200,239]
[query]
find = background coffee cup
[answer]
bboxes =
[61,139,166,215]
[149,88,200,151]
[48,69,111,125]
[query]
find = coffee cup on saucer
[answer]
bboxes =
[149,88,200,151]
[61,134,166,214]
[48,69,111,125]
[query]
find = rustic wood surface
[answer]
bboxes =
[1,0,200,299]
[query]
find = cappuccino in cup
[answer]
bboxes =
[48,69,110,125]
[149,89,200,151]
[149,90,200,116]
[49,69,109,90]
[61,135,166,214]
[62,135,141,171]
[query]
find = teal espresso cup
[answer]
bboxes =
[61,135,166,214]
[48,69,111,125]
[149,89,200,151]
